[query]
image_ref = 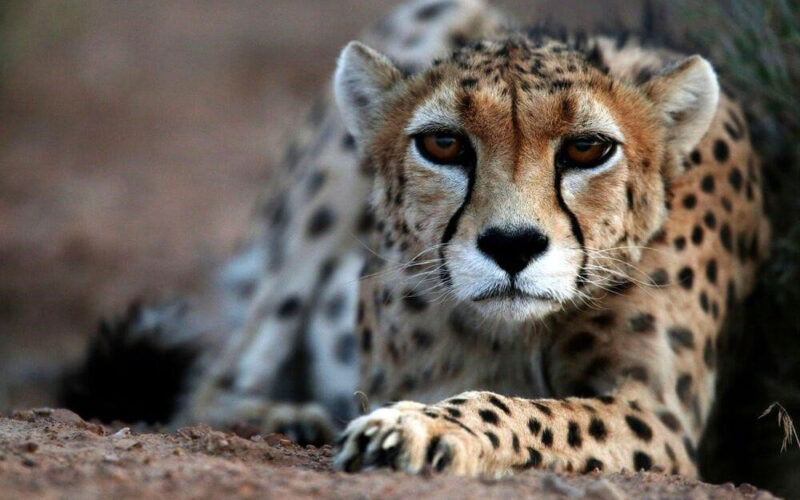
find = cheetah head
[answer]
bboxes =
[334,37,719,321]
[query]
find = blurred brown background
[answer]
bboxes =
[0,0,644,407]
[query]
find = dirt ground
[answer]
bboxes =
[0,410,776,499]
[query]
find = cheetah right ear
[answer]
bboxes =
[334,41,403,141]
[644,55,720,156]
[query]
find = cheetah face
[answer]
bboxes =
[335,38,719,321]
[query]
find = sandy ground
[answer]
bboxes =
[0,410,776,500]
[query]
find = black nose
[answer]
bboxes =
[477,226,549,276]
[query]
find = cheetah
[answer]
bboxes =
[65,0,770,479]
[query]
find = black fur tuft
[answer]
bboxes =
[60,302,199,425]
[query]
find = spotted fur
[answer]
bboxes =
[161,0,766,478]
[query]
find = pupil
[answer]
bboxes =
[573,141,594,152]
[435,136,456,149]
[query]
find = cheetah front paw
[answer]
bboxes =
[333,402,483,475]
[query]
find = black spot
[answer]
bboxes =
[564,332,595,355]
[682,194,697,209]
[704,337,716,369]
[706,259,718,284]
[627,185,635,210]
[277,296,302,318]
[676,373,693,405]
[489,395,511,415]
[674,236,687,251]
[665,443,677,463]
[684,437,698,463]
[590,313,615,328]
[597,395,615,405]
[699,291,710,313]
[721,196,733,213]
[541,428,554,447]
[325,293,347,319]
[446,407,462,418]
[728,167,743,191]
[567,421,582,448]
[720,224,733,252]
[479,408,499,425]
[668,327,695,351]
[658,411,682,432]
[342,133,356,150]
[629,313,656,334]
[448,398,467,405]
[512,433,521,453]
[584,458,604,473]
[703,211,716,230]
[625,415,653,441]
[360,328,372,352]
[649,269,669,286]
[415,0,456,20]
[306,171,327,197]
[691,225,704,245]
[402,290,428,312]
[713,139,729,163]
[629,400,643,412]
[690,150,702,164]
[460,78,478,88]
[677,267,694,290]
[334,333,356,364]
[524,447,543,468]
[701,175,715,193]
[412,329,433,348]
[307,206,335,237]
[633,451,653,471]
[528,418,542,436]
[485,431,500,448]
[588,418,607,441]
[532,402,552,416]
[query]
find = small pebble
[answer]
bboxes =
[19,442,38,453]
[111,427,132,439]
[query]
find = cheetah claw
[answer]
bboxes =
[333,403,482,475]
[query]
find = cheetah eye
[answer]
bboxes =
[558,137,617,169]
[414,133,474,166]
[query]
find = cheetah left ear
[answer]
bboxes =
[644,55,720,156]
[334,41,403,142]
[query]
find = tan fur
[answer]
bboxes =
[173,0,768,479]
[334,33,769,477]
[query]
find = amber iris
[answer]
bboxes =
[419,134,464,164]
[561,139,614,168]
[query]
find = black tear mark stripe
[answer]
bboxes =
[439,163,477,285]
[555,168,587,288]
[439,90,478,285]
